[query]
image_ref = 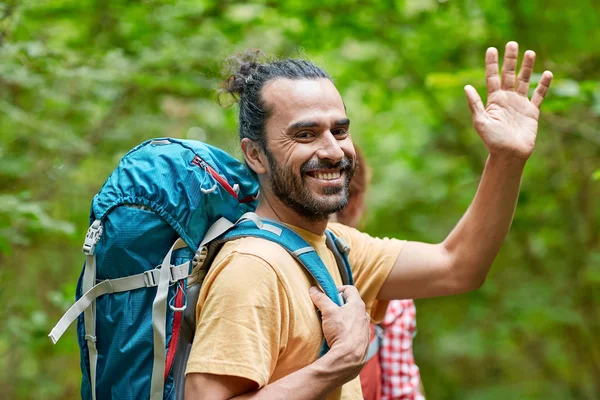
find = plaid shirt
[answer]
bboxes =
[379,300,425,400]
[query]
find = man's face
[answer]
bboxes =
[260,78,356,221]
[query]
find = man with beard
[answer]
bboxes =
[185,43,553,399]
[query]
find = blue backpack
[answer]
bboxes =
[48,138,353,400]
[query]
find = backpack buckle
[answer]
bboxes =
[170,264,189,282]
[143,270,158,287]
[334,237,351,255]
[192,246,208,268]
[82,220,103,255]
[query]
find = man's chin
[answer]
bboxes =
[280,193,347,221]
[309,197,348,216]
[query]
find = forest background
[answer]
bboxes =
[1,1,599,399]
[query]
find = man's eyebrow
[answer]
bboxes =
[287,118,350,130]
[288,120,321,130]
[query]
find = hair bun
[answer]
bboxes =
[220,49,265,102]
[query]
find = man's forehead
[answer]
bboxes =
[262,78,346,121]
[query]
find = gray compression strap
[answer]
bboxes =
[238,212,283,236]
[293,247,314,256]
[325,231,350,286]
[366,324,385,361]
[84,253,98,400]
[365,332,380,361]
[200,217,235,247]
[48,263,190,344]
[150,238,186,400]
[82,219,102,400]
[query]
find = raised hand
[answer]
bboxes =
[464,41,553,160]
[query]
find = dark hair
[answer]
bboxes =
[219,49,331,150]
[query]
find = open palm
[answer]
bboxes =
[465,42,553,160]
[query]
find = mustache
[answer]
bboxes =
[300,157,353,173]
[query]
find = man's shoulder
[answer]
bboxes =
[326,221,359,237]
[203,237,292,294]
[326,221,368,243]
[216,236,295,267]
[326,221,406,265]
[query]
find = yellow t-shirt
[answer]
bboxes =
[185,222,405,399]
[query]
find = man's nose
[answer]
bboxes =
[315,131,344,162]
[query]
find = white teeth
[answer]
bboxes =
[314,171,341,180]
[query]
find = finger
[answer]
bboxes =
[337,285,364,305]
[485,47,500,95]
[337,285,361,300]
[464,85,486,120]
[531,70,553,109]
[516,50,536,96]
[501,41,519,91]
[309,286,337,313]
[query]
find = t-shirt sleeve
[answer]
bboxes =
[185,250,289,388]
[328,223,405,323]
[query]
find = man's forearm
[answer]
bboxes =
[442,153,525,289]
[232,346,357,400]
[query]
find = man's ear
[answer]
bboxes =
[241,138,268,175]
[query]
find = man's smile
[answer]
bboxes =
[305,169,343,181]
[303,169,346,189]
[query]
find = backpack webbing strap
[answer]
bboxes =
[199,216,235,247]
[82,220,102,400]
[48,263,190,344]
[150,237,189,400]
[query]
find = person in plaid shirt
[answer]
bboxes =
[334,148,425,400]
[380,300,425,400]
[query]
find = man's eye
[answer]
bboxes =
[332,128,348,137]
[296,131,314,139]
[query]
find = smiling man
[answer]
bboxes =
[185,44,553,399]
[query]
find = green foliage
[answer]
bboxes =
[1,1,598,399]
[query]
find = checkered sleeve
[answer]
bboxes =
[379,300,425,400]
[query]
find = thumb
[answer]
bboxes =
[309,286,336,314]
[464,85,486,121]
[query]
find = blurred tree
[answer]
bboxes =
[0,1,598,399]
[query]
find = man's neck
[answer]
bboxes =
[254,194,328,236]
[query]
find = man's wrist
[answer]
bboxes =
[487,152,528,172]
[315,345,363,385]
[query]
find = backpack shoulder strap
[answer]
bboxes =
[217,213,345,307]
[324,229,353,286]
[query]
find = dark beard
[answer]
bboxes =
[265,149,355,222]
